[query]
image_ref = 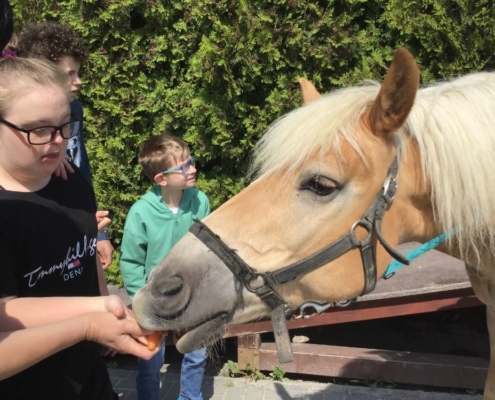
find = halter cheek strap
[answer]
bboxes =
[190,156,408,363]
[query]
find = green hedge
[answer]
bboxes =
[12,0,495,285]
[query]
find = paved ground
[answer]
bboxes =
[109,368,483,400]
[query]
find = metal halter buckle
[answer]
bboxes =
[349,219,373,246]
[382,176,397,205]
[293,300,353,320]
[245,273,267,294]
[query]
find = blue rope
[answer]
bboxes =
[383,231,454,279]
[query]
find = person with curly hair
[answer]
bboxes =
[18,21,115,270]
[17,22,88,99]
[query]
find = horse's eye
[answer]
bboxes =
[304,176,338,197]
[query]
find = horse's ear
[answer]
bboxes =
[368,48,419,137]
[299,78,323,104]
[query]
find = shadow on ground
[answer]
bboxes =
[106,305,488,396]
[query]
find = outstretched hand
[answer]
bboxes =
[84,312,159,360]
[103,295,133,321]
[102,295,150,347]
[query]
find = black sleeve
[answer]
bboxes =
[0,212,19,298]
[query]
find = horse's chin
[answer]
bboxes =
[175,312,230,354]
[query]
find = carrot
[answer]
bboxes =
[147,331,161,351]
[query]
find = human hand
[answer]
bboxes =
[102,295,144,343]
[53,156,75,180]
[95,211,111,234]
[102,295,130,319]
[84,312,158,360]
[107,302,163,349]
[97,240,114,269]
[93,296,150,352]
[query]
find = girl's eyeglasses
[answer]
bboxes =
[161,156,196,176]
[0,116,82,145]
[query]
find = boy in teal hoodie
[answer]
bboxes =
[120,134,210,400]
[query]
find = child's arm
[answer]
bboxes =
[0,295,129,330]
[0,309,158,380]
[120,212,148,300]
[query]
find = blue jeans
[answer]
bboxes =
[179,347,207,400]
[136,342,165,400]
[136,343,207,400]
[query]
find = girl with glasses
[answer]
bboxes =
[0,57,156,399]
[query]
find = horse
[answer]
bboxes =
[132,47,495,397]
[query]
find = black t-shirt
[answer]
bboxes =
[0,168,105,399]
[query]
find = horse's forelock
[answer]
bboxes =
[250,84,380,178]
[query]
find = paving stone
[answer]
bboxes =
[121,389,137,400]
[303,393,325,400]
[128,370,138,380]
[115,389,131,399]
[109,369,133,379]
[244,386,266,399]
[344,392,374,399]
[161,372,180,383]
[161,381,180,400]
[323,393,345,400]
[222,384,247,399]
[113,375,137,390]
[108,368,483,400]
[110,377,121,388]
[263,388,304,400]
[203,376,229,396]
[279,382,308,393]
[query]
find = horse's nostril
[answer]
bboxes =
[151,275,184,299]
[162,283,183,297]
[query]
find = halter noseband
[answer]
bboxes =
[189,156,409,363]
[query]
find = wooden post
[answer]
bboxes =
[237,334,261,370]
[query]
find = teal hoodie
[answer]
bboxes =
[120,186,210,299]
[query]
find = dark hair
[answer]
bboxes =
[17,21,88,63]
[0,0,14,50]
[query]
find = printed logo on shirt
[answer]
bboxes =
[68,259,81,270]
[24,235,97,287]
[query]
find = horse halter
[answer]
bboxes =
[189,156,409,363]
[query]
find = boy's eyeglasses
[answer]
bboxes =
[161,156,196,176]
[0,115,82,145]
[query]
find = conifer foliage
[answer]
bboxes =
[12,0,495,282]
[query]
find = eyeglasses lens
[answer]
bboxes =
[182,158,196,175]
[28,121,78,145]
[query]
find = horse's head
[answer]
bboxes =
[133,48,430,354]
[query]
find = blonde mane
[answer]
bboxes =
[251,72,495,257]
